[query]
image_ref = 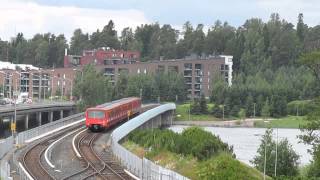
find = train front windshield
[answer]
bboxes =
[88,111,105,119]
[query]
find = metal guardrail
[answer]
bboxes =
[0,136,14,160]
[111,103,189,180]
[0,161,11,180]
[0,136,14,180]
[16,112,84,145]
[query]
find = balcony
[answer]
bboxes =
[184,71,192,77]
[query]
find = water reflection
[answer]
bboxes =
[169,126,312,166]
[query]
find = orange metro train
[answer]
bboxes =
[85,97,141,131]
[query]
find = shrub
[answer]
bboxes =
[287,100,315,116]
[127,127,234,161]
[197,153,260,180]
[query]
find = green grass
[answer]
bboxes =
[175,103,220,121]
[122,140,268,180]
[254,116,308,128]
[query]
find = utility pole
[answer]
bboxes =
[222,105,225,120]
[264,141,267,180]
[51,76,53,101]
[188,105,191,121]
[139,88,142,100]
[275,128,278,177]
[38,73,42,101]
[61,79,63,101]
[253,103,256,118]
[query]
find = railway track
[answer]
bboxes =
[20,104,158,180]
[63,130,132,180]
[21,125,83,180]
[22,140,55,180]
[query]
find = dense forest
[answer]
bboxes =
[1,13,319,117]
[1,13,319,69]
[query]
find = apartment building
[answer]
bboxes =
[0,51,232,100]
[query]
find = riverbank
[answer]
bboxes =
[173,116,307,129]
[175,104,308,129]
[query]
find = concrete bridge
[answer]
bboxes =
[0,102,76,137]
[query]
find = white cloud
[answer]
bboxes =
[0,0,149,41]
[256,0,320,26]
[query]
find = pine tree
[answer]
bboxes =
[199,93,208,114]
[297,13,305,42]
[261,99,270,119]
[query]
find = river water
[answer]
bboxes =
[169,126,312,166]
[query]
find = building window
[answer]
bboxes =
[184,63,192,70]
[225,65,229,70]
[220,64,224,70]
[157,65,165,74]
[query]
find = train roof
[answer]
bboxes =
[87,97,140,111]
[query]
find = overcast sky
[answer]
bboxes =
[1,0,320,41]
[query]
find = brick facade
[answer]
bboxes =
[0,56,232,100]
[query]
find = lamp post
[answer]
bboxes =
[275,128,278,177]
[264,141,267,180]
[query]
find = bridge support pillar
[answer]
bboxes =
[60,110,63,119]
[37,112,42,126]
[49,111,53,122]
[25,114,29,130]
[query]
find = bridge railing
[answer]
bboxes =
[111,103,189,180]
[0,136,14,180]
[16,112,84,144]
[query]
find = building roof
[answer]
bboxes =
[0,61,39,71]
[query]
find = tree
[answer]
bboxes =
[199,93,208,114]
[261,99,270,119]
[211,105,223,118]
[245,94,254,117]
[299,98,320,177]
[70,29,91,55]
[191,99,201,115]
[297,13,305,42]
[94,20,120,49]
[251,129,299,177]
[270,95,287,117]
[73,64,112,110]
[114,73,128,99]
[238,108,246,120]
[120,27,135,50]
[300,51,320,84]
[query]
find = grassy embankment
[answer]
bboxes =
[176,103,308,128]
[175,103,218,121]
[123,128,270,180]
[123,140,267,180]
[254,116,308,129]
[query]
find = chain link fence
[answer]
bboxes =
[111,103,189,180]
